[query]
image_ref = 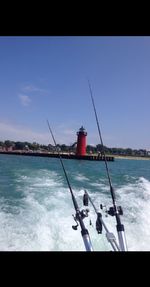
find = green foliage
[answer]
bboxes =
[4,140,14,147]
[0,140,149,157]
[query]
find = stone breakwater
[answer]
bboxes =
[0,151,114,161]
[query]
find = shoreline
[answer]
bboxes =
[0,150,149,161]
[0,151,114,161]
[114,155,150,160]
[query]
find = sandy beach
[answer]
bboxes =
[114,155,150,160]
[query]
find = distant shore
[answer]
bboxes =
[114,155,150,160]
[0,151,114,161]
[0,150,149,161]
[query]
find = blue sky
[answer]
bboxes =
[0,36,150,149]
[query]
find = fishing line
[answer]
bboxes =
[88,80,116,205]
[46,120,93,251]
[87,80,128,251]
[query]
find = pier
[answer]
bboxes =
[0,151,114,161]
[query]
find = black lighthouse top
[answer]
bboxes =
[77,126,87,136]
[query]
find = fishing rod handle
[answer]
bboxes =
[117,230,128,251]
[81,230,94,251]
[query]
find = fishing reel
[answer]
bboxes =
[96,212,102,234]
[100,204,123,217]
[72,215,79,230]
[83,192,89,206]
[72,208,89,230]
[83,191,103,234]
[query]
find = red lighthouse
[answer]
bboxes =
[76,126,87,156]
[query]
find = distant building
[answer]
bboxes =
[24,145,29,151]
[147,150,150,156]
[6,146,13,152]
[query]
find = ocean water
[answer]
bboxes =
[0,154,150,251]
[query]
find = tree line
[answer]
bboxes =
[0,140,149,157]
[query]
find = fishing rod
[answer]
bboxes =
[46,120,93,251]
[88,81,128,251]
[83,190,120,251]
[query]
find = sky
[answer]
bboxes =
[0,36,150,149]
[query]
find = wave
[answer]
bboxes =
[114,177,150,251]
[74,174,89,182]
[1,154,150,251]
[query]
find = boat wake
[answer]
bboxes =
[0,163,150,251]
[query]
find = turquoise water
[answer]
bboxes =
[0,154,150,251]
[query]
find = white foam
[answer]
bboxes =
[114,177,150,251]
[1,163,150,251]
[75,174,89,181]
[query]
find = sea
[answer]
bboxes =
[0,153,150,251]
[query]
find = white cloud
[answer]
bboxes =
[23,85,39,92]
[18,94,31,106]
[0,121,50,144]
[0,121,111,146]
[22,84,48,94]
[55,124,77,144]
[0,121,76,145]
